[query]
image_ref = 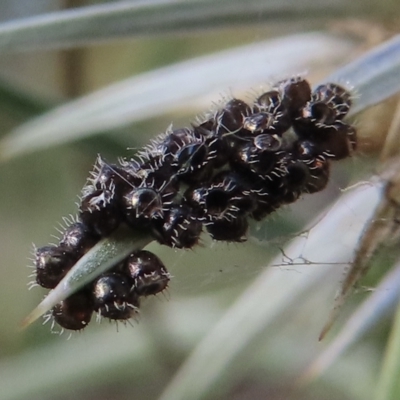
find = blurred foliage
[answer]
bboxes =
[1,1,400,400]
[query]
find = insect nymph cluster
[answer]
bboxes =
[32,77,356,332]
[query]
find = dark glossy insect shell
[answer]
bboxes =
[79,188,121,236]
[305,158,330,193]
[174,142,215,184]
[249,90,291,134]
[35,245,76,289]
[93,272,140,320]
[206,216,248,242]
[276,160,310,204]
[183,185,208,219]
[207,171,255,219]
[146,127,215,182]
[156,127,198,158]
[216,98,251,134]
[153,204,203,249]
[304,157,331,194]
[293,110,328,138]
[125,250,170,296]
[193,121,229,168]
[203,185,236,220]
[143,163,180,200]
[292,140,331,193]
[185,172,254,223]
[248,157,305,220]
[32,76,358,333]
[242,112,271,134]
[120,153,162,182]
[294,83,353,137]
[52,291,93,331]
[313,83,352,120]
[294,139,322,160]
[314,122,357,160]
[90,156,137,194]
[59,221,99,257]
[122,186,164,226]
[230,134,283,179]
[278,77,312,117]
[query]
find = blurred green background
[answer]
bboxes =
[1,1,400,400]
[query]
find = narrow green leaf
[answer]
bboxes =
[18,30,400,400]
[327,34,400,115]
[21,32,400,355]
[376,297,400,400]
[157,180,382,400]
[22,227,152,329]
[0,0,366,52]
[300,260,400,385]
[0,32,356,160]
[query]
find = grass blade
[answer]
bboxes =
[327,34,400,115]
[157,181,382,400]
[0,0,366,52]
[0,32,356,160]
[375,296,400,400]
[21,31,400,353]
[22,227,152,329]
[300,261,400,385]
